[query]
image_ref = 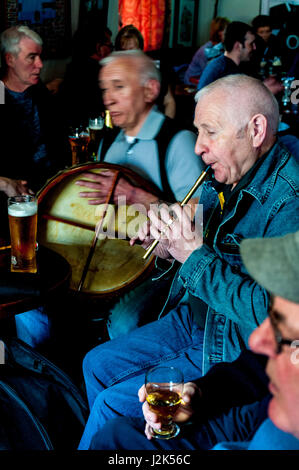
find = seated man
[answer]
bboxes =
[0,25,69,347]
[197,21,256,92]
[90,230,299,451]
[251,14,282,70]
[197,21,283,97]
[184,17,230,86]
[78,74,299,450]
[75,50,203,338]
[0,25,68,193]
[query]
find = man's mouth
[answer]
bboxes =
[110,112,121,119]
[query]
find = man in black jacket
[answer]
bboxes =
[88,230,299,450]
[0,25,69,346]
[0,25,68,195]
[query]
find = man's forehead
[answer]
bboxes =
[19,37,42,53]
[101,58,138,77]
[195,90,228,120]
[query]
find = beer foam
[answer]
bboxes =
[8,201,37,217]
[89,124,103,130]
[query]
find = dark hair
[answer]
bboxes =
[209,17,230,43]
[115,25,144,51]
[72,25,112,58]
[224,21,254,52]
[252,15,272,32]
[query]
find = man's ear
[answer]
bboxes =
[5,52,15,67]
[144,79,160,103]
[234,41,242,54]
[247,114,267,148]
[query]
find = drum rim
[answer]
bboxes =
[37,162,157,297]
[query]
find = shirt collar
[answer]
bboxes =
[115,106,165,143]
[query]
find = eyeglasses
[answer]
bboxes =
[268,303,296,354]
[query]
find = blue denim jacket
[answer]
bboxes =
[160,142,299,374]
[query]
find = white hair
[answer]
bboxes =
[1,25,43,56]
[195,74,280,135]
[100,50,161,85]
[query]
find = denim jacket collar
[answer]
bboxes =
[207,141,293,207]
[242,141,292,205]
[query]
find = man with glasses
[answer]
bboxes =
[89,230,299,450]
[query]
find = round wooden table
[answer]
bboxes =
[0,246,71,320]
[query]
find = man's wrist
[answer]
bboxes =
[0,177,8,192]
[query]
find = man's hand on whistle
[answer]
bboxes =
[131,202,203,264]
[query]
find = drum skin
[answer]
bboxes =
[37,163,157,297]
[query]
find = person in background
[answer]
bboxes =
[197,21,283,97]
[197,21,256,91]
[0,25,69,348]
[115,24,144,51]
[0,25,68,194]
[115,24,176,119]
[58,17,113,128]
[184,17,230,86]
[252,15,282,64]
[89,230,299,451]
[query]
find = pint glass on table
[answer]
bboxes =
[8,195,38,273]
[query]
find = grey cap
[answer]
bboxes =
[240,231,299,303]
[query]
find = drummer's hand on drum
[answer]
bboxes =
[132,202,203,264]
[0,177,34,197]
[76,170,157,208]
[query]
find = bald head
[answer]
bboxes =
[101,50,161,87]
[195,74,279,137]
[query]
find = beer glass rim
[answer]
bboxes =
[8,195,36,205]
[145,365,184,383]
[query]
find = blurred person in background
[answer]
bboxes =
[115,24,176,119]
[184,17,230,86]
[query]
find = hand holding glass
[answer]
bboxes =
[145,366,184,439]
[8,195,38,273]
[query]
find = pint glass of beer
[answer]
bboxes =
[8,195,38,273]
[89,117,104,144]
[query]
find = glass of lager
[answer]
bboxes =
[145,365,184,439]
[8,195,38,273]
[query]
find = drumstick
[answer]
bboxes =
[41,213,95,232]
[142,166,211,260]
[77,170,120,292]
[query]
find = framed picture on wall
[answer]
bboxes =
[2,0,72,58]
[173,0,199,48]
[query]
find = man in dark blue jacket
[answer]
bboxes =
[90,230,299,451]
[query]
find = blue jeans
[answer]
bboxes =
[78,304,204,450]
[89,398,270,450]
[107,273,174,339]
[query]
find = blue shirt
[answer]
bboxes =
[197,54,240,91]
[6,87,47,164]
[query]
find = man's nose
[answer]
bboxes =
[249,318,276,358]
[103,89,115,106]
[195,134,208,156]
[35,56,43,69]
